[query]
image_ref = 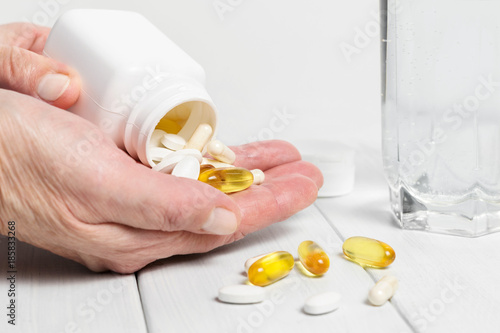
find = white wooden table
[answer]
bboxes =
[2,144,500,333]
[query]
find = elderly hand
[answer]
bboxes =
[0,23,322,273]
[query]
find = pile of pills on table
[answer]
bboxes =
[217,236,399,314]
[149,122,264,193]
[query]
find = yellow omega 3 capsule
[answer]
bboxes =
[342,237,395,268]
[155,118,182,134]
[198,167,254,194]
[248,251,295,287]
[298,241,330,276]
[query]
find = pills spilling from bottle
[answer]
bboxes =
[368,275,399,306]
[303,291,342,315]
[298,240,330,276]
[148,120,264,194]
[247,251,295,287]
[342,236,396,268]
[218,285,266,304]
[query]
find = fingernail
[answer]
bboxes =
[37,73,71,101]
[202,208,238,235]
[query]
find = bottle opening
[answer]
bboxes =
[143,100,217,166]
[154,101,216,141]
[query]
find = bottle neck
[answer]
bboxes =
[124,75,217,166]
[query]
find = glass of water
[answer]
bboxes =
[381,0,500,236]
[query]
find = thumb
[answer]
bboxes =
[0,45,80,109]
[66,152,242,236]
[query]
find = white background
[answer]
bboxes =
[0,0,381,149]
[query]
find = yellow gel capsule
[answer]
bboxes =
[155,118,182,134]
[248,251,295,287]
[298,241,330,276]
[342,237,395,268]
[198,167,254,194]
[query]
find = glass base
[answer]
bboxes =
[389,186,500,237]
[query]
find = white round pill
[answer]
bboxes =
[303,291,341,315]
[161,133,186,151]
[218,285,266,304]
[153,149,202,174]
[368,275,398,306]
[172,156,201,180]
[149,129,167,148]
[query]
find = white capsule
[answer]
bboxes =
[250,169,265,185]
[244,253,269,274]
[201,158,234,169]
[218,285,266,304]
[149,147,174,163]
[368,275,399,306]
[161,133,186,151]
[152,149,202,174]
[185,123,213,151]
[171,156,201,180]
[207,140,236,164]
[149,129,167,148]
[304,291,342,315]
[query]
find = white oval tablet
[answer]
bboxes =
[161,133,186,151]
[172,156,201,180]
[149,129,167,148]
[304,292,341,315]
[153,149,202,173]
[218,285,266,304]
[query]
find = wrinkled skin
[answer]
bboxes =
[0,23,323,273]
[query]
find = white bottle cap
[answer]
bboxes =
[294,140,356,197]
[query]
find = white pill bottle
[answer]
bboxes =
[44,9,217,167]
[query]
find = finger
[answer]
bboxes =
[0,45,80,109]
[0,23,51,54]
[231,140,302,171]
[264,160,324,190]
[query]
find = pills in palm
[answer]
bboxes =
[218,285,266,304]
[149,119,264,195]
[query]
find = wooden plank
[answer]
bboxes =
[138,205,411,332]
[0,238,147,333]
[315,144,500,333]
